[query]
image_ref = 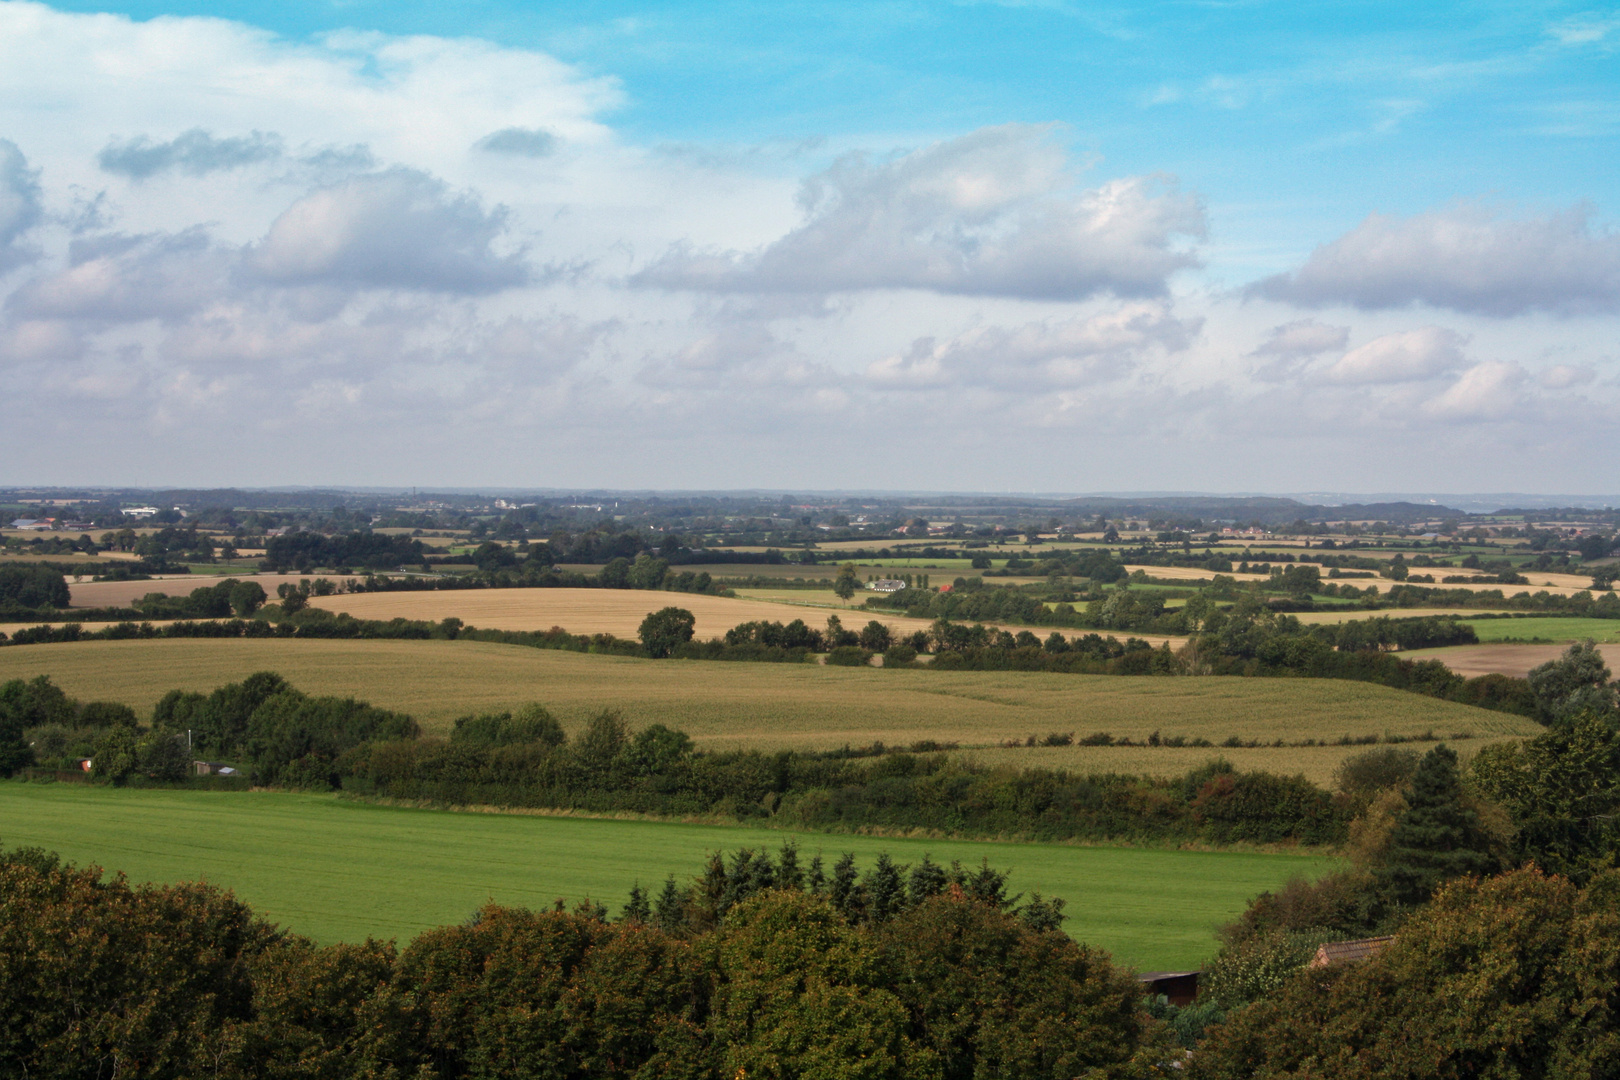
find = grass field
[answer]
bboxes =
[1461,617,1620,643]
[0,784,1335,970]
[0,638,1537,782]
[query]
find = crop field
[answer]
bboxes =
[0,784,1335,970]
[68,574,338,607]
[1291,608,1513,625]
[0,638,1535,781]
[301,587,946,638]
[1408,642,1619,679]
[1461,617,1620,643]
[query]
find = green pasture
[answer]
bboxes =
[0,784,1334,970]
[1463,617,1620,644]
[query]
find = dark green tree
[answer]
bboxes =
[833,562,860,600]
[638,606,696,658]
[1528,639,1617,725]
[1374,744,1496,906]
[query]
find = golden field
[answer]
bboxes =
[0,637,1536,784]
[302,587,946,638]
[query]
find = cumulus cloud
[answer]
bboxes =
[1248,318,1349,380]
[0,139,43,274]
[637,124,1205,300]
[98,128,284,178]
[1321,327,1468,384]
[1250,202,1620,316]
[1424,361,1527,420]
[246,169,528,293]
[868,301,1197,390]
[1540,363,1597,389]
[8,229,233,322]
[474,127,557,157]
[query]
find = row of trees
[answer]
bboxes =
[0,843,1161,1079]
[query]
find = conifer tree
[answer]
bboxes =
[1375,744,1495,906]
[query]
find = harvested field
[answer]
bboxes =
[1292,608,1514,625]
[0,638,1533,770]
[961,739,1509,787]
[303,587,946,638]
[1124,565,1270,584]
[68,574,334,608]
[1407,642,1620,679]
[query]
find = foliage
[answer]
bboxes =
[0,845,1167,1079]
[1186,868,1620,1079]
[638,605,696,658]
[1373,745,1498,907]
[1472,710,1620,884]
[0,564,70,609]
[1526,639,1618,724]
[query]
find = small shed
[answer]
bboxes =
[194,761,239,777]
[1136,970,1199,1007]
[1309,936,1393,968]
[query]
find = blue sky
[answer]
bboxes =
[0,1,1616,490]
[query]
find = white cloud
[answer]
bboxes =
[1251,202,1620,316]
[0,139,42,273]
[1423,361,1527,420]
[1248,318,1349,381]
[9,229,233,321]
[868,301,1197,390]
[637,124,1205,300]
[246,169,528,294]
[1540,363,1597,389]
[1322,327,1468,384]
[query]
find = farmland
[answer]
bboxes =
[0,637,1535,783]
[1409,642,1620,679]
[299,587,948,638]
[0,783,1336,970]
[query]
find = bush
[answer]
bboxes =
[826,645,873,667]
[1333,746,1421,795]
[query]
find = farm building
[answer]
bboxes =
[1136,970,1199,1007]
[866,579,907,592]
[1309,936,1393,968]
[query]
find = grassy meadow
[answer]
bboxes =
[0,637,1536,783]
[1462,616,1620,643]
[0,783,1335,970]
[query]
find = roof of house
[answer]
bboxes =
[1309,936,1394,968]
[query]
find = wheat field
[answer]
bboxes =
[0,636,1536,783]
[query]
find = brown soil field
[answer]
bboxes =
[1406,642,1620,679]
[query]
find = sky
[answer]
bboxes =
[0,0,1616,493]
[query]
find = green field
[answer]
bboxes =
[0,784,1334,970]
[1463,617,1620,643]
[0,638,1538,783]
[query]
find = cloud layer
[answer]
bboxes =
[0,2,1612,492]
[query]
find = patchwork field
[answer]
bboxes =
[0,637,1535,782]
[0,784,1336,970]
[68,573,331,607]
